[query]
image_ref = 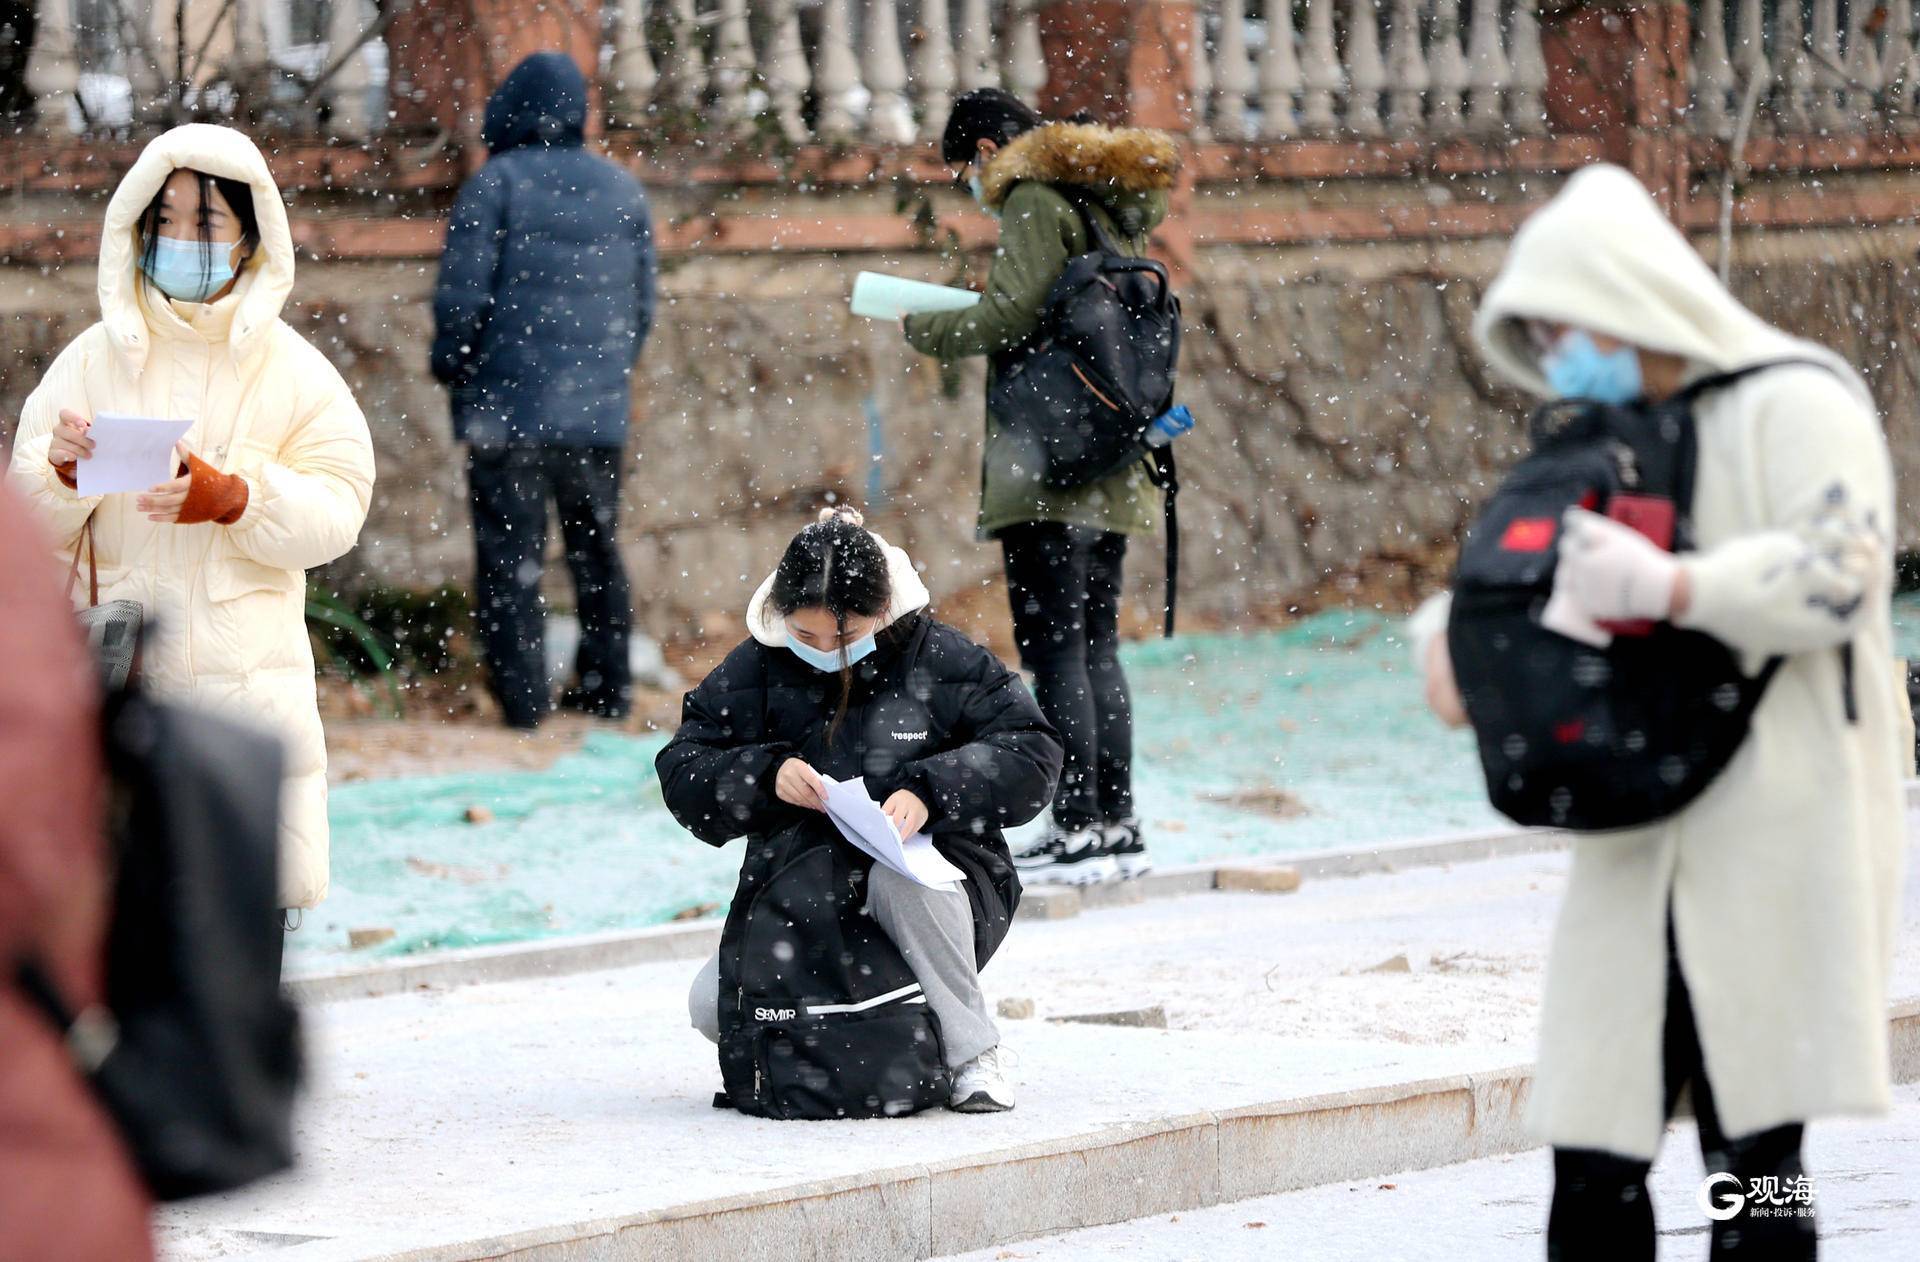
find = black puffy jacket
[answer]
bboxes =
[656,612,1062,964]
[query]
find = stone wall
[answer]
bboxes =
[5,223,1918,643]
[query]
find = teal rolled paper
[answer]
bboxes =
[850,271,983,320]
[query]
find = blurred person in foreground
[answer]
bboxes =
[0,485,153,1261]
[432,51,657,730]
[1416,165,1904,1260]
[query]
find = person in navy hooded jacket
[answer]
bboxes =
[432,51,656,729]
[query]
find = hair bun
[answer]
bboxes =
[817,505,866,528]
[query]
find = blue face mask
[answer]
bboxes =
[968,171,1000,221]
[1542,330,1644,405]
[141,235,237,304]
[787,630,878,674]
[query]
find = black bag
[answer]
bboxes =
[13,688,302,1200]
[1447,363,1823,832]
[713,821,950,1120]
[989,191,1185,634]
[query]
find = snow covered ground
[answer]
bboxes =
[935,1085,1920,1261]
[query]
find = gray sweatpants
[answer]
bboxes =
[688,864,1000,1069]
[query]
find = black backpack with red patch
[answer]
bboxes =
[1446,362,1820,832]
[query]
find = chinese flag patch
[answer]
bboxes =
[1500,517,1557,553]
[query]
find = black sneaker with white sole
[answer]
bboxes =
[1011,825,1117,885]
[1102,817,1151,880]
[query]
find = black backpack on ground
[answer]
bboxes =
[1447,362,1825,832]
[13,687,302,1199]
[713,820,950,1120]
[989,190,1185,635]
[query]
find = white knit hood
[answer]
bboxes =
[98,124,296,374]
[1473,164,1871,409]
[745,528,932,648]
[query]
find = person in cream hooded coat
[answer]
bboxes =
[1439,164,1905,1250]
[5,124,376,911]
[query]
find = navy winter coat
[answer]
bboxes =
[430,52,656,448]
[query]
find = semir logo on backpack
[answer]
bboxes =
[754,1006,798,1022]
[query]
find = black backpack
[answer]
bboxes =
[1447,362,1824,832]
[713,820,951,1120]
[13,688,302,1199]
[989,190,1184,634]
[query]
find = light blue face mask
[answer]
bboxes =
[968,171,1000,221]
[787,630,878,673]
[141,235,237,304]
[1542,329,1644,405]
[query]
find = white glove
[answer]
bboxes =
[1541,585,1614,649]
[1554,508,1681,624]
[1407,592,1453,673]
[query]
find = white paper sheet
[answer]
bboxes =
[849,271,983,320]
[74,413,195,498]
[822,775,967,889]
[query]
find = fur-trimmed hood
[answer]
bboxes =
[979,122,1180,214]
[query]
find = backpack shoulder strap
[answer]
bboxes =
[1053,185,1127,258]
[1677,357,1836,406]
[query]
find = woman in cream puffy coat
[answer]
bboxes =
[5,124,375,912]
[1423,165,1904,1258]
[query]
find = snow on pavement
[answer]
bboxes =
[993,831,1919,1050]
[935,1084,1920,1262]
[158,833,1920,1260]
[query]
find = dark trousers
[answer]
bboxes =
[468,444,631,730]
[1547,920,1815,1261]
[1000,522,1133,831]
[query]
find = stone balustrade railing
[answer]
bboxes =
[603,0,1048,143]
[1690,0,1920,136]
[21,1,1920,151]
[24,0,384,136]
[1190,0,1548,140]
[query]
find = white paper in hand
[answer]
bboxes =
[822,775,967,889]
[850,271,983,321]
[74,413,195,497]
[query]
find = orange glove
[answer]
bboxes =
[175,453,249,526]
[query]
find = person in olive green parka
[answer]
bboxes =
[904,90,1180,884]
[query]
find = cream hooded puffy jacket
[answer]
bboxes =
[5,125,376,910]
[1472,165,1905,1159]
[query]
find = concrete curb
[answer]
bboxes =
[320,997,1920,1261]
[287,921,722,1004]
[286,824,1569,1004]
[289,788,1920,1005]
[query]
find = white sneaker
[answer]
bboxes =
[1103,817,1152,880]
[948,1045,1014,1113]
[1012,826,1118,885]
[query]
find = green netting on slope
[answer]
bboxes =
[317,593,1920,965]
[300,610,1503,964]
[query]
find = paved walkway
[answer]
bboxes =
[156,840,1920,1262]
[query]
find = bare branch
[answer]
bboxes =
[1717,68,1767,285]
[298,1,403,107]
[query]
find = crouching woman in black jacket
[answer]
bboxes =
[657,508,1062,1113]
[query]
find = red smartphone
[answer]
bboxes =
[1597,494,1677,637]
